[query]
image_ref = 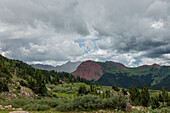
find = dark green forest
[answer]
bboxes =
[95,61,170,91]
[0,54,90,96]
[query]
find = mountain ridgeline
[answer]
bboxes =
[31,61,81,73]
[72,60,170,91]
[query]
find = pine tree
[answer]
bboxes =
[162,87,168,102]
[150,96,160,109]
[78,84,87,95]
[128,85,140,105]
[112,84,120,91]
[140,85,150,107]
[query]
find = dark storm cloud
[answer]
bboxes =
[0,0,170,66]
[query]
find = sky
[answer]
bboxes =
[0,0,170,67]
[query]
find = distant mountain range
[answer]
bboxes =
[25,59,170,91]
[31,61,81,73]
[72,60,170,91]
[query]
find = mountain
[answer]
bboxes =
[72,60,127,81]
[31,61,81,73]
[55,61,81,73]
[72,60,170,91]
[72,60,104,80]
[31,64,56,70]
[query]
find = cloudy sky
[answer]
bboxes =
[0,0,170,67]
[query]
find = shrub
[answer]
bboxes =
[112,85,120,91]
[56,102,73,112]
[0,99,33,108]
[122,88,127,95]
[72,94,102,111]
[102,94,127,110]
[37,98,62,108]
[55,94,127,112]
[18,79,28,87]
[23,103,50,111]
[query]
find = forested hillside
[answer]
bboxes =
[0,54,90,96]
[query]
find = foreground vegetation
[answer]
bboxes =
[0,54,170,112]
[0,83,170,113]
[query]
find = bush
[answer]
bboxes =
[0,80,9,92]
[55,94,127,112]
[23,103,50,111]
[37,98,62,108]
[102,94,127,110]
[112,85,120,91]
[72,94,102,111]
[0,99,33,108]
[122,88,127,95]
[56,102,73,112]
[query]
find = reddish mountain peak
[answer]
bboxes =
[150,64,161,69]
[72,60,103,80]
[139,64,161,69]
[105,61,127,70]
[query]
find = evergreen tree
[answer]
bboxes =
[128,85,140,105]
[162,87,169,102]
[90,83,94,93]
[112,84,120,91]
[140,85,150,107]
[28,69,47,95]
[150,96,160,109]
[77,84,88,95]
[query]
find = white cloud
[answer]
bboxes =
[139,57,170,66]
[0,0,170,66]
[151,21,164,29]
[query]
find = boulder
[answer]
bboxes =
[4,105,12,109]
[16,108,23,111]
[9,111,30,113]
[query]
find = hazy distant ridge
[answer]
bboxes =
[31,61,81,73]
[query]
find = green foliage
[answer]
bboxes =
[0,80,9,92]
[23,103,50,111]
[56,94,127,112]
[121,88,127,95]
[102,94,127,110]
[128,85,140,105]
[150,96,160,109]
[36,98,62,108]
[0,98,64,111]
[95,60,170,91]
[0,99,33,108]
[0,54,91,96]
[72,94,102,111]
[140,85,150,107]
[29,69,47,95]
[112,84,120,91]
[162,87,169,102]
[56,102,73,112]
[77,84,88,95]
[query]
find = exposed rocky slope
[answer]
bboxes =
[72,60,103,80]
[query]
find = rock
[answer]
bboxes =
[126,103,132,112]
[0,107,5,110]
[5,105,12,109]
[16,108,23,111]
[9,111,30,113]
[131,106,143,110]
[0,105,3,109]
